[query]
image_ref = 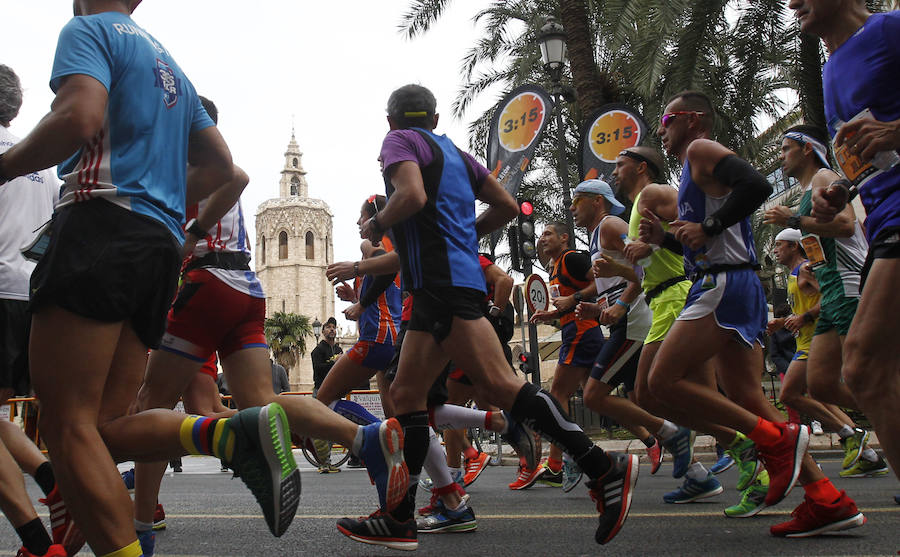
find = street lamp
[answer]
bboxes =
[537,16,575,248]
[312,317,322,343]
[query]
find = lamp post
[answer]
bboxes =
[312,317,322,343]
[537,16,575,248]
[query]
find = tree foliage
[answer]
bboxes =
[264,312,312,370]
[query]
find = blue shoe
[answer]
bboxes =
[562,453,583,493]
[121,468,135,493]
[662,427,694,478]
[137,529,155,557]
[663,474,724,504]
[360,418,408,513]
[500,411,537,470]
[710,453,735,475]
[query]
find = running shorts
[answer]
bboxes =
[160,269,267,362]
[678,268,766,348]
[407,287,484,343]
[346,340,394,370]
[558,320,604,367]
[813,295,858,337]
[199,353,218,380]
[589,319,642,392]
[792,349,809,362]
[645,280,690,344]
[861,225,900,290]
[28,199,181,348]
[0,299,31,395]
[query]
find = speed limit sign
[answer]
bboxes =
[524,274,550,314]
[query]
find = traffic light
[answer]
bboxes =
[508,225,521,272]
[517,199,537,261]
[518,352,533,375]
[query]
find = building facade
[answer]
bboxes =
[256,132,336,390]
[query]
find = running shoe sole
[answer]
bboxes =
[842,430,869,469]
[336,518,418,551]
[380,418,409,513]
[258,403,302,537]
[783,512,866,538]
[724,501,766,518]
[839,466,889,478]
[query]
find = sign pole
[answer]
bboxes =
[522,259,541,386]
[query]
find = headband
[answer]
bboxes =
[619,149,660,178]
[783,131,831,169]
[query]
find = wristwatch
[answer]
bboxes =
[700,215,724,237]
[573,291,584,303]
[184,218,208,238]
[786,215,802,231]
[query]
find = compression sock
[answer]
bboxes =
[329,399,379,426]
[656,420,678,440]
[510,382,610,479]
[642,435,657,449]
[803,477,841,504]
[429,404,489,431]
[422,427,455,489]
[179,415,234,461]
[685,461,710,481]
[99,540,143,557]
[746,417,781,447]
[16,518,51,556]
[393,411,429,521]
[33,461,56,496]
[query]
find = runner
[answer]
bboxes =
[527,223,604,489]
[336,84,638,550]
[643,90,863,537]
[788,0,900,485]
[763,125,884,478]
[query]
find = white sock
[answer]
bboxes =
[861,448,878,463]
[422,427,455,489]
[837,425,855,439]
[450,466,463,478]
[430,404,489,430]
[351,426,364,455]
[134,519,153,533]
[656,420,678,440]
[685,461,709,481]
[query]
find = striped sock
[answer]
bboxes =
[179,415,235,462]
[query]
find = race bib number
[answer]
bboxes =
[800,235,827,269]
[832,108,897,189]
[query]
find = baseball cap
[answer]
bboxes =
[573,179,626,216]
[775,228,802,243]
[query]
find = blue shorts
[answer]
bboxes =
[558,320,604,367]
[346,340,394,370]
[678,268,766,348]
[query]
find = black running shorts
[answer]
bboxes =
[29,199,181,348]
[407,286,485,343]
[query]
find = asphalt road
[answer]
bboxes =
[3,456,897,556]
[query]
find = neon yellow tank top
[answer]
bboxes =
[787,262,819,351]
[628,191,686,292]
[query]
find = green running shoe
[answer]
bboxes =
[224,403,301,537]
[726,432,760,491]
[724,470,769,518]
[840,455,889,478]
[537,461,563,487]
[840,429,869,470]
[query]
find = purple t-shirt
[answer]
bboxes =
[379,129,490,184]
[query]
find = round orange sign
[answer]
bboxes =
[588,110,642,163]
[498,93,547,152]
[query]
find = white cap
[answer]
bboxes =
[775,228,802,243]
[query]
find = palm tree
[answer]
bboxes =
[264,312,312,370]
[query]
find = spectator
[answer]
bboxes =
[271,359,290,394]
[310,317,343,395]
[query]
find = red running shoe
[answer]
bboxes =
[153,502,167,530]
[39,486,85,556]
[16,545,66,557]
[508,465,543,490]
[587,452,639,545]
[770,491,865,537]
[646,437,663,475]
[463,452,490,486]
[756,422,809,507]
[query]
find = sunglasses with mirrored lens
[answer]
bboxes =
[660,111,705,128]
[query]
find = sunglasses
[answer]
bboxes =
[660,111,705,128]
[571,195,596,207]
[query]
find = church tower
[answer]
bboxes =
[256,131,335,389]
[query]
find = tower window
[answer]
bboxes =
[292,157,298,168]
[260,236,266,265]
[290,176,300,196]
[279,231,288,259]
[305,231,315,260]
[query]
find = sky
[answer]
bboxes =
[4,0,505,329]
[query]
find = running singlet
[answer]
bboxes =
[796,186,867,303]
[589,218,651,342]
[823,11,900,241]
[677,160,758,272]
[184,199,263,298]
[379,128,489,293]
[787,262,819,352]
[549,250,598,328]
[627,190,687,292]
[355,237,401,345]
[50,12,214,241]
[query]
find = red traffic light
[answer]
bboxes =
[520,201,534,216]
[519,353,528,362]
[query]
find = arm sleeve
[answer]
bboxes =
[662,232,684,255]
[709,155,774,232]
[564,251,593,282]
[51,18,114,93]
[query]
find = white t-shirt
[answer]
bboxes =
[589,216,652,342]
[0,127,59,301]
